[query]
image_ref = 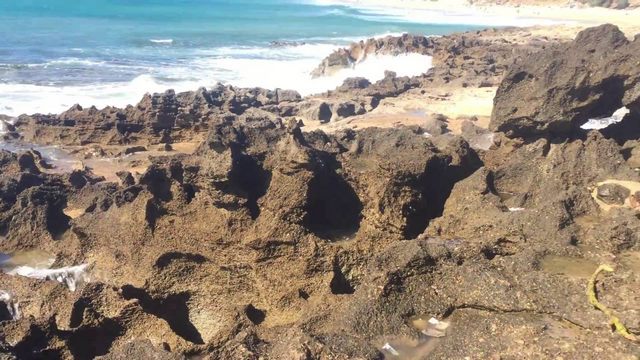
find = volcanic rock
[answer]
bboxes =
[491,24,640,138]
[311,33,435,77]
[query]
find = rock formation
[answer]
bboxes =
[1,25,640,359]
[311,33,435,77]
[491,24,640,138]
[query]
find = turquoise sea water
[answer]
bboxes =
[0,0,494,115]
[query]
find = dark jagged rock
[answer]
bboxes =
[336,77,372,91]
[491,24,640,138]
[596,183,630,205]
[13,84,302,147]
[3,26,640,359]
[116,171,136,187]
[311,33,435,77]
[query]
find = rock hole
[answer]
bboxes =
[46,205,71,238]
[12,325,62,359]
[69,298,90,328]
[182,184,197,203]
[574,76,626,126]
[0,224,8,238]
[330,262,355,295]
[302,165,362,241]
[511,71,530,84]
[154,252,208,269]
[482,247,497,260]
[0,302,13,321]
[66,318,124,360]
[145,199,166,233]
[140,166,173,202]
[298,289,309,300]
[121,285,204,344]
[228,151,271,219]
[244,304,266,325]
[404,149,482,240]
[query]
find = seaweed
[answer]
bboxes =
[587,264,638,342]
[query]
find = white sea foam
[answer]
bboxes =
[0,74,166,116]
[7,264,89,292]
[0,43,432,116]
[149,39,174,44]
[0,291,21,320]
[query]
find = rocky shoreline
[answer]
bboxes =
[1,24,639,359]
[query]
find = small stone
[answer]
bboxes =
[596,183,630,205]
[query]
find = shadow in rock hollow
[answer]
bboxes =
[302,162,363,241]
[121,285,204,344]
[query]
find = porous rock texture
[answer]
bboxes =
[2,25,640,359]
[491,24,640,138]
[0,114,483,358]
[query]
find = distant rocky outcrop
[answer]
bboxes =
[4,25,640,359]
[311,33,435,77]
[13,85,302,146]
[490,24,640,138]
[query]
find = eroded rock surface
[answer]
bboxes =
[2,25,640,359]
[491,24,640,138]
[311,34,435,77]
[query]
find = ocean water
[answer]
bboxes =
[0,0,543,116]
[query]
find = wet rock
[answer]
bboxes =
[312,34,435,77]
[491,24,640,138]
[596,183,631,205]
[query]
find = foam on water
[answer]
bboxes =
[149,39,174,44]
[0,0,487,117]
[308,0,571,27]
[0,249,89,292]
[7,264,89,292]
[0,43,432,116]
[0,291,21,320]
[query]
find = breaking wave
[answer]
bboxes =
[0,43,431,116]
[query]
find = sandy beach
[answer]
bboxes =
[334,0,640,35]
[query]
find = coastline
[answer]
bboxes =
[324,0,640,35]
[2,2,640,358]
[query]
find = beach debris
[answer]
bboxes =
[591,180,640,212]
[5,264,90,292]
[581,107,630,130]
[596,183,630,205]
[0,290,21,320]
[587,264,638,342]
[508,207,525,212]
[382,343,400,356]
[421,317,450,338]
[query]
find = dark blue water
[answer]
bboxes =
[0,0,485,115]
